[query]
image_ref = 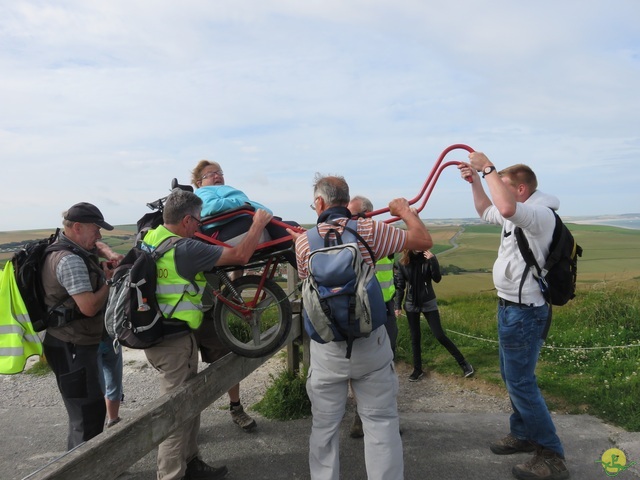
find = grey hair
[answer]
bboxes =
[61,211,74,229]
[163,189,203,225]
[313,173,350,207]
[351,195,374,214]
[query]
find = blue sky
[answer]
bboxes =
[1,1,639,231]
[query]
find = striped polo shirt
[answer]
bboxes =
[295,217,407,280]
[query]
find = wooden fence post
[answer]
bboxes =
[286,264,303,374]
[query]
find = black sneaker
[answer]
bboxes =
[408,369,424,382]
[490,433,537,455]
[461,361,475,378]
[184,457,228,480]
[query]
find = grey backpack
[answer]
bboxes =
[104,236,181,350]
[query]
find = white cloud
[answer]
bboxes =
[0,0,639,231]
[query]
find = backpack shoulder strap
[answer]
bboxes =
[308,218,375,261]
[515,208,563,304]
[151,236,197,299]
[340,219,376,264]
[514,225,542,305]
[40,233,103,317]
[514,226,540,273]
[45,234,102,276]
[306,225,326,252]
[42,229,66,257]
[150,236,181,261]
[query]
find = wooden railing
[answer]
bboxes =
[24,265,304,480]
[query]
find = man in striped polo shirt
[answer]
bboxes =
[289,174,433,480]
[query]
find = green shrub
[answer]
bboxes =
[254,368,311,420]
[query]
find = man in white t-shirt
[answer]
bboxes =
[458,153,569,480]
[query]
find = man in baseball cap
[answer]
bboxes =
[40,202,119,449]
[64,202,114,231]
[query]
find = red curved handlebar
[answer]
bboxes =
[365,144,475,224]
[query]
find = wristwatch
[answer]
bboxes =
[482,165,496,178]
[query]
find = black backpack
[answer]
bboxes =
[515,210,583,307]
[135,210,164,243]
[11,230,90,331]
[104,236,183,349]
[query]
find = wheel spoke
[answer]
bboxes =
[255,294,275,311]
[212,275,292,358]
[250,317,262,346]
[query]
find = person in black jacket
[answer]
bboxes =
[394,249,474,381]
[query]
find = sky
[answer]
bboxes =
[1,1,639,232]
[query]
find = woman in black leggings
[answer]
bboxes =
[394,249,474,381]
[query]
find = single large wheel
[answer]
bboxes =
[213,275,292,358]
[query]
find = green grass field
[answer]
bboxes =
[0,227,136,266]
[433,222,640,298]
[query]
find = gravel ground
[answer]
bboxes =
[8,350,634,480]
[0,348,512,415]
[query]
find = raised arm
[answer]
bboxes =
[459,152,517,219]
[388,198,432,252]
[457,161,493,218]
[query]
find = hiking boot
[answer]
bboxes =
[350,412,364,438]
[461,361,475,378]
[408,369,424,382]
[184,457,228,480]
[490,433,537,455]
[512,447,570,480]
[230,404,257,432]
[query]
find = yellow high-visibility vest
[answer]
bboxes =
[0,263,43,374]
[376,256,396,303]
[142,226,206,330]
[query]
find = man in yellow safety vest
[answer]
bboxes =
[141,188,271,480]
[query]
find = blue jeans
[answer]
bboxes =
[498,302,564,457]
[97,340,124,402]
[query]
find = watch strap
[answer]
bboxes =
[482,166,496,178]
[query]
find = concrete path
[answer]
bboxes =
[4,403,639,480]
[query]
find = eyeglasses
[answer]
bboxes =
[309,197,320,211]
[187,214,202,227]
[201,170,224,181]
